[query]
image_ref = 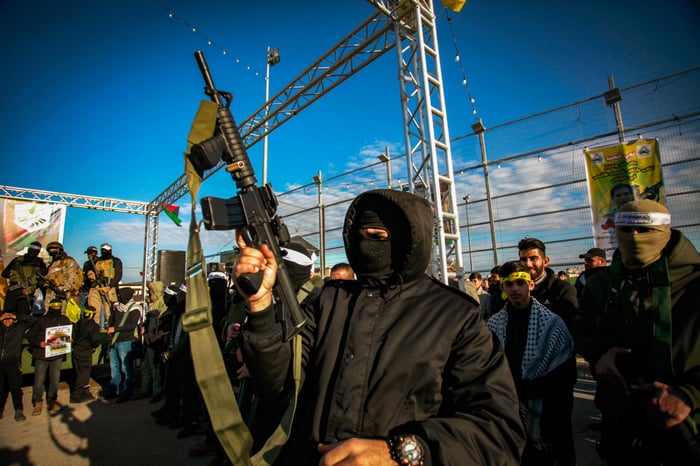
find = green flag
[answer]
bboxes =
[162,203,182,227]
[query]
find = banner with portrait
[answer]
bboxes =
[45,324,73,358]
[584,139,664,257]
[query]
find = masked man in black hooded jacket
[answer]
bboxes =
[234,189,524,465]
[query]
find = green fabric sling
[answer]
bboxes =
[181,100,303,465]
[606,256,673,380]
[606,256,697,434]
[110,303,134,345]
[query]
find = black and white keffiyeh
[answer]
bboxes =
[487,298,573,380]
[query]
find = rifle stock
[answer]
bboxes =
[191,50,307,340]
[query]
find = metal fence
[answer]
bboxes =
[274,67,700,277]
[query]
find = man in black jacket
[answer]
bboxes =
[70,305,101,403]
[0,311,35,421]
[574,247,607,304]
[104,287,141,402]
[27,299,72,415]
[517,237,578,333]
[235,189,525,465]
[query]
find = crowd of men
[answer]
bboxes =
[0,192,698,466]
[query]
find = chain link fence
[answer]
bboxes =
[275,67,700,276]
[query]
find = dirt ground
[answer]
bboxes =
[0,361,605,466]
[0,364,215,466]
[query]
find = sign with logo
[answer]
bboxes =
[0,199,65,259]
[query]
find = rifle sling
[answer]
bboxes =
[182,100,302,465]
[111,302,136,346]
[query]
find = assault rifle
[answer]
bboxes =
[87,257,113,306]
[188,50,306,341]
[88,257,108,287]
[12,262,34,310]
[38,274,67,300]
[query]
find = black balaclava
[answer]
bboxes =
[83,305,96,320]
[26,241,42,260]
[101,249,113,260]
[164,284,186,309]
[47,299,63,317]
[281,240,314,292]
[48,249,63,261]
[118,287,134,305]
[345,195,410,288]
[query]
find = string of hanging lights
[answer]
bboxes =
[154,1,265,78]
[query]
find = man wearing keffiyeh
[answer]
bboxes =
[576,199,700,465]
[487,260,576,466]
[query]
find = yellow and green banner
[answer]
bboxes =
[584,138,664,256]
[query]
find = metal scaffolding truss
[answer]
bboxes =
[0,184,159,288]
[0,185,150,215]
[391,0,465,285]
[151,8,399,209]
[149,0,464,285]
[2,0,464,288]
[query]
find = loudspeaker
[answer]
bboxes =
[157,250,186,287]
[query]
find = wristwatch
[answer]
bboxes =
[387,434,424,466]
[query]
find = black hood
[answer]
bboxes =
[343,189,433,286]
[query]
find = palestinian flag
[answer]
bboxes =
[162,203,182,227]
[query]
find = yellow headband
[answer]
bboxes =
[500,271,531,283]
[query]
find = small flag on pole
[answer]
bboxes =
[161,203,182,227]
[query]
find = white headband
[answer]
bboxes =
[29,244,42,251]
[208,271,227,281]
[615,211,671,226]
[281,247,316,267]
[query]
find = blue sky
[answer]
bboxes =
[2,0,699,282]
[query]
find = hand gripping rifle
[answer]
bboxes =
[88,256,112,304]
[188,50,306,341]
[37,273,67,300]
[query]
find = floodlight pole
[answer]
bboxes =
[378,147,392,188]
[313,170,326,276]
[463,194,473,272]
[263,46,280,185]
[472,118,499,266]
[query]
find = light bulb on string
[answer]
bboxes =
[444,9,479,119]
[157,2,265,80]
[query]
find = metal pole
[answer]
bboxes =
[471,119,499,266]
[378,147,392,189]
[263,46,271,185]
[313,170,326,276]
[463,194,473,272]
[262,47,280,185]
[605,75,625,143]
